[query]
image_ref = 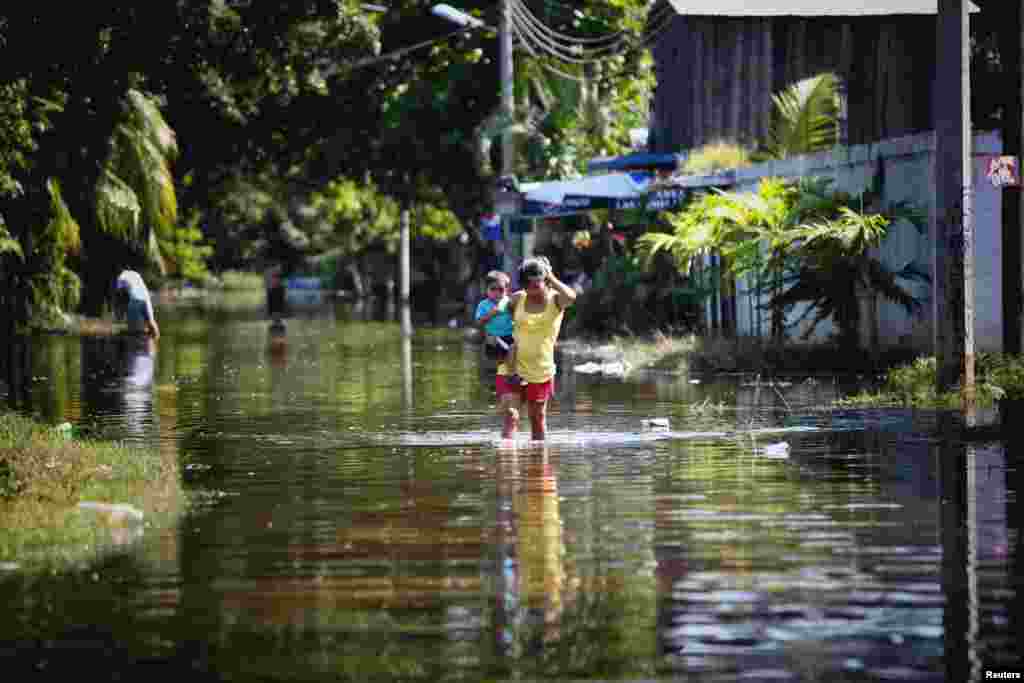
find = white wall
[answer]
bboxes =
[681,130,1009,352]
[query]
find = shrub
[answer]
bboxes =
[681,141,752,175]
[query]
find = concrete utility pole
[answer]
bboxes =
[498,0,516,276]
[499,0,514,178]
[1001,2,1024,356]
[934,0,975,408]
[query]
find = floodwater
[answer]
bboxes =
[1,295,1022,682]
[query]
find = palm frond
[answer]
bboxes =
[45,178,81,257]
[763,73,839,160]
[0,221,23,259]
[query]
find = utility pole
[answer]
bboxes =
[498,0,516,277]
[934,0,975,410]
[499,0,514,178]
[1001,2,1024,356]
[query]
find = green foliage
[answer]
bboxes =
[20,179,83,323]
[571,252,704,335]
[637,176,927,349]
[681,140,752,175]
[309,177,401,254]
[219,270,265,291]
[159,209,213,283]
[979,352,1024,401]
[0,81,36,200]
[413,203,462,241]
[760,72,839,160]
[837,354,1024,408]
[95,89,179,274]
[0,220,22,259]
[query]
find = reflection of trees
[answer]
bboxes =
[174,444,488,681]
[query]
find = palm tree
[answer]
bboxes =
[773,195,929,354]
[637,176,928,352]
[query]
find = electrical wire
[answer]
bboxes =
[508,0,676,64]
[513,0,632,45]
[507,11,585,81]
[509,0,628,58]
[509,0,625,63]
[515,0,675,49]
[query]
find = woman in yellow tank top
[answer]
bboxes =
[502,257,576,440]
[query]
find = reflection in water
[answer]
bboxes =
[504,445,566,653]
[2,302,1023,680]
[1,335,32,411]
[79,335,158,443]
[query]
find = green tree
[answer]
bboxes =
[637,177,928,352]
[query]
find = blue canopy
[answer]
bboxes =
[586,152,685,174]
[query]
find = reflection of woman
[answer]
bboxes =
[119,335,156,441]
[515,446,564,636]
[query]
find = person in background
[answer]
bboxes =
[114,269,160,340]
[505,256,576,440]
[265,263,287,323]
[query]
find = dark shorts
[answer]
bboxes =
[267,286,286,317]
[484,334,515,360]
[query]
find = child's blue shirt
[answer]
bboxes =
[475,299,514,337]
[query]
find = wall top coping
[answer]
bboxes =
[672,130,1002,191]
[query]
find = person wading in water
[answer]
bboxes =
[502,257,576,441]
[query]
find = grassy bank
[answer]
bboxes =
[562,333,918,377]
[0,412,185,571]
[837,352,1024,409]
[565,331,1024,411]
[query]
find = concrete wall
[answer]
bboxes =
[676,130,1009,352]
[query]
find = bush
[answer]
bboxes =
[681,141,752,175]
[218,270,264,291]
[569,254,703,336]
[836,353,1024,408]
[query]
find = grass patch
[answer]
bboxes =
[836,352,1024,409]
[218,269,265,291]
[0,412,185,571]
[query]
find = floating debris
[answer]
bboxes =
[758,442,791,459]
[77,502,145,524]
[574,361,628,376]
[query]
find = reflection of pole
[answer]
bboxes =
[1008,433,1024,666]
[400,332,412,410]
[938,435,969,683]
[400,201,413,337]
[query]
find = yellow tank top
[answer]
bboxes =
[514,292,564,384]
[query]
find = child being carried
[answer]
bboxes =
[475,270,517,375]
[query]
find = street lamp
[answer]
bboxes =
[431,4,489,29]
[433,2,512,180]
[433,2,517,275]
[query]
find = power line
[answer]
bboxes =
[507,0,675,64]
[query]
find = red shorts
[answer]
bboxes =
[496,375,554,402]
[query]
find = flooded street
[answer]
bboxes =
[2,297,1022,681]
